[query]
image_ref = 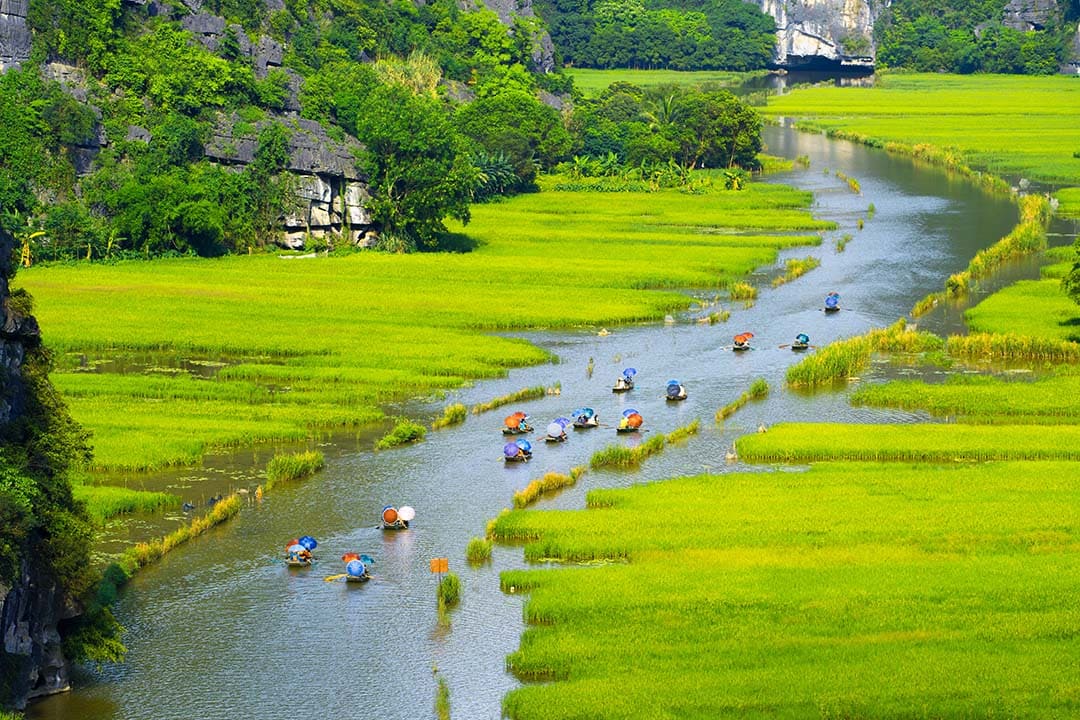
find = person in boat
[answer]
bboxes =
[546,421,568,442]
[574,407,598,426]
[794,333,810,347]
[824,292,840,311]
[666,380,687,400]
[733,332,753,349]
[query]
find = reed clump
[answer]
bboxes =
[374,419,426,450]
[771,256,820,287]
[432,403,467,429]
[513,467,586,509]
[591,420,699,469]
[786,320,944,387]
[664,419,700,444]
[466,536,493,564]
[264,450,325,491]
[716,379,769,421]
[470,385,551,415]
[435,675,451,720]
[728,282,757,301]
[911,291,945,317]
[836,233,852,252]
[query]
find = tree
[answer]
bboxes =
[353,85,478,250]
[671,91,761,169]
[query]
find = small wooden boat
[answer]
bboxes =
[666,382,687,401]
[382,518,409,530]
[666,393,687,401]
[824,306,840,314]
[345,572,371,583]
[502,425,533,435]
[732,344,752,352]
[612,381,633,393]
[791,341,810,350]
[504,453,530,463]
[286,556,312,567]
[616,426,640,434]
[544,434,567,443]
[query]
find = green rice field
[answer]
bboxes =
[19,182,828,470]
[567,69,761,97]
[736,422,1080,462]
[494,462,1080,718]
[964,279,1080,341]
[765,73,1080,214]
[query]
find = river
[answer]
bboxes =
[30,124,1063,720]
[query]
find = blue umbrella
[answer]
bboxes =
[667,379,680,386]
[345,559,366,577]
[796,333,810,344]
[298,535,318,551]
[504,442,520,458]
[554,417,572,427]
[516,439,532,452]
[623,368,637,378]
[360,554,374,564]
[622,408,640,418]
[287,544,306,554]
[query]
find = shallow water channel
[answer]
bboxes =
[31,125,1066,720]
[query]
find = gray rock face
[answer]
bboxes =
[1002,0,1061,31]
[0,0,32,72]
[748,0,877,70]
[204,115,374,248]
[476,0,555,72]
[181,12,284,78]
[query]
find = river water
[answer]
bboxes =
[31,125,1059,720]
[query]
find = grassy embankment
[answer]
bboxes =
[20,183,830,472]
[493,461,1080,718]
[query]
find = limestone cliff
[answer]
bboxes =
[748,0,878,70]
[0,232,76,709]
[0,0,31,71]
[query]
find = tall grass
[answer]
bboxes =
[73,483,179,524]
[264,450,325,491]
[466,536,493,564]
[432,403,467,429]
[493,461,1080,718]
[716,378,769,421]
[435,675,451,720]
[786,319,944,387]
[945,195,1050,297]
[963,279,1080,343]
[728,281,757,301]
[471,385,552,415]
[735,422,1080,462]
[663,419,699,444]
[946,332,1080,362]
[513,467,587,509]
[374,420,426,450]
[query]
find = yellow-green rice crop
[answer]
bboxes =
[264,450,325,490]
[471,386,552,415]
[466,536,493,564]
[765,73,1080,210]
[494,461,1080,718]
[786,319,944,387]
[566,68,762,96]
[590,420,699,469]
[663,419,699,444]
[963,281,1080,342]
[736,422,1080,462]
[121,493,243,572]
[771,256,820,287]
[728,281,757,300]
[716,378,769,421]
[852,372,1080,423]
[947,332,1080,362]
[73,483,179,524]
[20,181,827,470]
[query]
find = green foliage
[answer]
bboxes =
[470,386,551,415]
[375,419,427,450]
[72,483,179,525]
[438,571,461,607]
[513,469,583,508]
[715,378,768,421]
[432,403,468,429]
[436,675,451,720]
[537,0,775,71]
[264,450,325,489]
[786,320,945,387]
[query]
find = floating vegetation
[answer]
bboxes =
[867,202,876,219]
[836,233,853,252]
[374,420,427,450]
[432,403,467,429]
[857,217,864,230]
[264,450,325,491]
[716,378,769,421]
[513,467,587,509]
[835,170,861,194]
[466,536,493,564]
[436,674,451,720]
[728,281,757,301]
[471,385,551,415]
[771,256,820,287]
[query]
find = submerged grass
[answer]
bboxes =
[466,536,493,564]
[716,378,769,421]
[493,461,1080,718]
[21,180,828,470]
[736,422,1080,462]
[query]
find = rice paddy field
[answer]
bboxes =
[963,278,1080,341]
[18,182,829,470]
[493,461,1080,718]
[567,69,761,96]
[764,73,1080,214]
